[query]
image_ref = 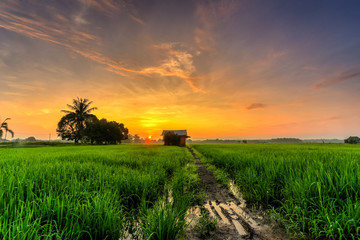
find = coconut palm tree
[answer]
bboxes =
[57,98,97,143]
[0,118,14,140]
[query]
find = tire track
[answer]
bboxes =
[186,146,285,240]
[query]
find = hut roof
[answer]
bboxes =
[161,130,188,136]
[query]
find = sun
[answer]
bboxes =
[148,136,151,139]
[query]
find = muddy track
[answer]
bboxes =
[186,146,286,240]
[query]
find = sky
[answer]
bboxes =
[1,0,360,140]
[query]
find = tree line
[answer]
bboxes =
[125,134,163,144]
[57,98,128,144]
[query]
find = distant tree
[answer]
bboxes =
[25,136,36,142]
[0,118,14,140]
[127,134,134,143]
[270,138,302,143]
[345,137,360,144]
[106,121,128,144]
[133,134,141,143]
[83,117,102,144]
[57,98,97,143]
[163,131,180,146]
[84,118,128,144]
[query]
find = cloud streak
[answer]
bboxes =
[313,69,360,90]
[0,2,201,92]
[246,103,267,110]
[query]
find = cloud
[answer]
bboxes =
[0,9,99,45]
[74,14,88,25]
[252,49,288,68]
[2,91,26,96]
[77,0,145,25]
[313,68,360,90]
[246,103,267,110]
[5,81,45,91]
[144,52,195,76]
[194,0,239,51]
[248,49,289,73]
[0,2,203,92]
[129,14,145,25]
[77,0,121,13]
[140,43,204,92]
[194,27,215,51]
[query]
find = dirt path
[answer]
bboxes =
[186,146,288,240]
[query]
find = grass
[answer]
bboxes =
[196,209,217,238]
[192,143,360,239]
[139,198,189,240]
[0,144,198,239]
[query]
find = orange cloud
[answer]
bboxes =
[0,7,202,92]
[140,44,205,92]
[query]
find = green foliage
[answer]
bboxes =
[25,136,36,142]
[139,150,200,240]
[139,199,189,240]
[57,97,97,143]
[344,137,360,144]
[84,118,128,144]
[193,143,360,239]
[0,145,193,239]
[196,209,217,237]
[0,118,14,140]
[57,98,128,144]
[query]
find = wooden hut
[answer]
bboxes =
[161,130,190,146]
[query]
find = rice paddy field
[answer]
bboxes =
[0,144,199,239]
[192,143,360,239]
[3,142,360,240]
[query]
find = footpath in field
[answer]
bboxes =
[186,146,286,240]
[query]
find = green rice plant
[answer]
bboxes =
[138,173,194,240]
[138,150,200,240]
[139,198,189,240]
[192,143,360,239]
[196,209,217,237]
[0,144,194,239]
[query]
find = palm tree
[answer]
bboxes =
[57,98,97,143]
[0,118,14,140]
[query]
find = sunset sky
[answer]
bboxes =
[1,0,360,140]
